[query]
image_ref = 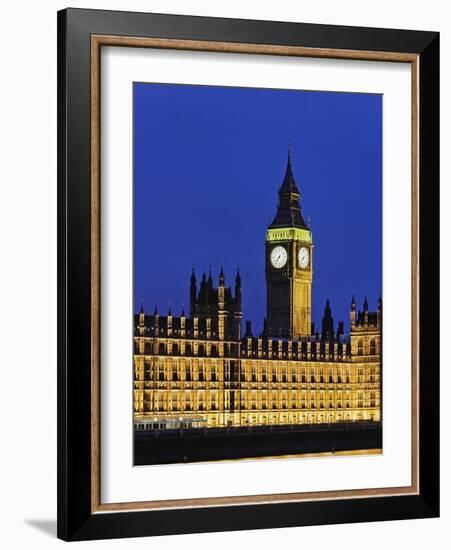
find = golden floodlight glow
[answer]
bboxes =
[266,227,312,243]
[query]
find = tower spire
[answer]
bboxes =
[235,268,241,287]
[234,268,242,308]
[219,265,225,286]
[280,144,299,195]
[269,147,308,229]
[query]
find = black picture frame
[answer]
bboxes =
[57,7,439,541]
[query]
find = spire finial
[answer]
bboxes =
[287,143,293,172]
[154,304,158,316]
[140,301,144,315]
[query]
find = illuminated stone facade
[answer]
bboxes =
[133,151,381,430]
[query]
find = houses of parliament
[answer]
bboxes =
[133,150,382,430]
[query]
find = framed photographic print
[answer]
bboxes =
[57,8,439,541]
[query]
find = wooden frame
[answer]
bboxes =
[58,8,439,541]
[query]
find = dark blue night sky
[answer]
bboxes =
[133,82,382,333]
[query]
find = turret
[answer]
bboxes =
[350,295,356,329]
[186,266,242,341]
[377,294,382,327]
[216,266,225,311]
[180,305,186,337]
[189,269,196,315]
[235,269,242,307]
[154,304,159,333]
[363,296,369,326]
[321,298,334,341]
[206,269,213,304]
[167,305,172,336]
[199,272,207,304]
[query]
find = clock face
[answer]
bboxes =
[270,246,288,268]
[298,246,309,269]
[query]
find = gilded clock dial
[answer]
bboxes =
[298,246,309,269]
[270,246,288,268]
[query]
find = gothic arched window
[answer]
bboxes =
[370,339,376,355]
[357,339,364,356]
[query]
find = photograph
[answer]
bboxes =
[52,5,440,542]
[132,82,383,465]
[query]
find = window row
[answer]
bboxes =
[134,362,380,384]
[134,391,379,412]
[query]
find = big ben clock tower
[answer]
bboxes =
[266,148,313,339]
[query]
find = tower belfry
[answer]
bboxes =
[265,148,313,339]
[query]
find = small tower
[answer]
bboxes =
[189,269,197,316]
[206,269,213,304]
[363,296,369,326]
[199,272,207,305]
[235,269,242,308]
[218,266,225,310]
[377,294,382,328]
[153,304,159,335]
[180,304,186,337]
[321,299,334,341]
[167,304,172,337]
[139,303,145,336]
[350,296,381,361]
[188,266,242,342]
[350,295,356,329]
